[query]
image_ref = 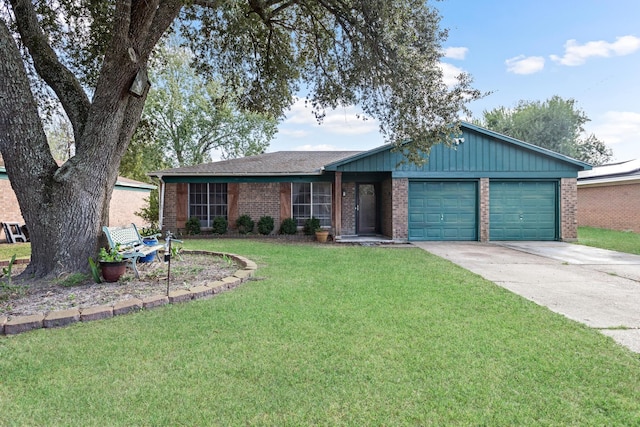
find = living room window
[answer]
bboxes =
[292,182,332,227]
[189,183,227,227]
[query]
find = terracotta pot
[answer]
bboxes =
[100,261,127,282]
[315,230,329,243]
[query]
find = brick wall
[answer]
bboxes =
[108,189,150,227]
[391,178,408,241]
[578,182,640,233]
[560,178,578,241]
[479,178,489,242]
[236,182,281,231]
[340,182,356,235]
[162,183,178,232]
[0,179,22,223]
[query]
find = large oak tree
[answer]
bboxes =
[0,0,480,278]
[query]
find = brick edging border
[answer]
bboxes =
[0,250,258,336]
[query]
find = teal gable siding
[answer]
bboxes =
[325,123,589,178]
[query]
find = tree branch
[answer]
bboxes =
[9,0,90,142]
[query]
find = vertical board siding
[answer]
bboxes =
[334,129,575,174]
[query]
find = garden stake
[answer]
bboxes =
[164,231,183,296]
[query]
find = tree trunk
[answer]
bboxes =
[0,9,166,278]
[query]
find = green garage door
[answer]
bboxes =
[490,181,557,241]
[408,181,477,241]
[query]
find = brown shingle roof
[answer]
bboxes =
[150,151,362,176]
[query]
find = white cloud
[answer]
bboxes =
[281,99,378,136]
[443,47,468,60]
[505,55,545,74]
[550,35,640,66]
[587,111,640,145]
[439,62,466,87]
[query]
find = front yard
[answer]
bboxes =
[1,237,639,425]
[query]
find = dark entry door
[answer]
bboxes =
[357,184,377,235]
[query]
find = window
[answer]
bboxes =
[292,182,332,227]
[189,183,227,227]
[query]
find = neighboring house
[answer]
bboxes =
[151,122,590,242]
[577,159,640,233]
[0,157,155,242]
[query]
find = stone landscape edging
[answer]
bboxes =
[0,250,258,336]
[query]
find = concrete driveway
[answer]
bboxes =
[412,241,640,353]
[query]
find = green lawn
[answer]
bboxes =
[0,242,30,262]
[1,239,640,425]
[577,226,640,255]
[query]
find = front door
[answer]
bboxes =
[357,183,377,235]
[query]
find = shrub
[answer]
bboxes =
[257,216,275,235]
[185,216,201,235]
[236,214,254,234]
[303,217,321,235]
[279,218,297,235]
[212,216,228,234]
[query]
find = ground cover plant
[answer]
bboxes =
[1,240,640,425]
[577,226,640,255]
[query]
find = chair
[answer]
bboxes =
[1,222,28,243]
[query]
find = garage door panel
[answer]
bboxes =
[409,181,478,241]
[490,181,557,241]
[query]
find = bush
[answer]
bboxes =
[279,218,297,235]
[185,216,201,235]
[303,217,321,235]
[212,216,228,234]
[257,216,275,235]
[236,214,254,234]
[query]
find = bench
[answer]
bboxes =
[2,222,28,243]
[102,224,164,278]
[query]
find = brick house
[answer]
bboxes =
[577,159,640,232]
[1,157,155,242]
[151,122,590,242]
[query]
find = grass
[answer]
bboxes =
[0,242,30,262]
[1,239,640,425]
[577,226,640,255]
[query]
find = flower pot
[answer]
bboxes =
[140,237,159,263]
[315,230,329,243]
[100,261,127,282]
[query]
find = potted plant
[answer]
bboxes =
[304,217,329,243]
[99,245,127,282]
[140,226,161,263]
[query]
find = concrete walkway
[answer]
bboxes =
[412,241,640,353]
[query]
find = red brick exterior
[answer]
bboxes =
[237,182,281,228]
[560,178,578,240]
[479,178,489,242]
[108,188,153,227]
[0,179,22,224]
[578,181,640,233]
[391,178,408,241]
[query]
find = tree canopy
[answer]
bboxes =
[143,37,277,167]
[477,96,612,165]
[0,0,481,278]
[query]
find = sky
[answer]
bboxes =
[269,0,640,163]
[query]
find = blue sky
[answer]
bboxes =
[270,0,640,163]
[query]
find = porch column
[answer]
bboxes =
[334,172,342,236]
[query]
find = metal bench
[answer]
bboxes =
[102,224,163,278]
